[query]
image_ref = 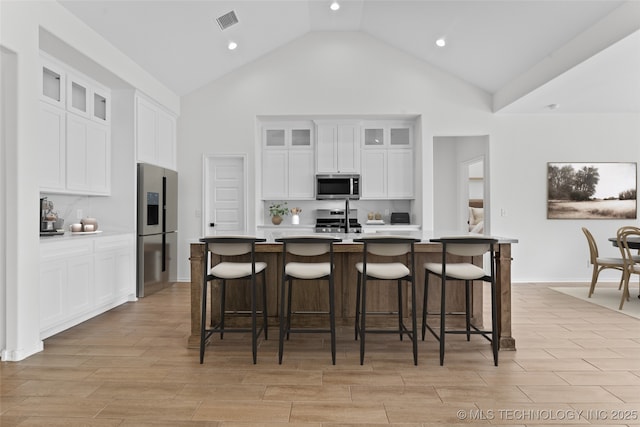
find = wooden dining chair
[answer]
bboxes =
[582,227,625,297]
[616,226,640,310]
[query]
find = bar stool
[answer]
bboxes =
[275,235,341,364]
[422,236,499,366]
[353,235,420,365]
[199,236,268,364]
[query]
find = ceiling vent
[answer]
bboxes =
[216,10,238,30]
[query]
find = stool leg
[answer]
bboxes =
[329,274,336,365]
[397,279,404,341]
[262,270,268,340]
[219,280,226,339]
[286,279,293,340]
[491,281,499,366]
[355,271,362,340]
[422,272,429,340]
[439,275,446,366]
[251,273,257,364]
[360,275,367,365]
[410,279,418,366]
[465,280,471,341]
[278,273,287,364]
[199,279,208,364]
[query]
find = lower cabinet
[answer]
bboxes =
[39,234,135,339]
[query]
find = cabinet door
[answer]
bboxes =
[66,73,91,118]
[336,124,360,173]
[94,251,117,306]
[40,260,66,331]
[39,103,66,191]
[316,124,336,173]
[41,58,65,107]
[114,247,134,298]
[361,150,386,199]
[136,97,158,164]
[288,150,315,199]
[157,109,176,169]
[262,150,288,199]
[66,114,90,192]
[67,115,110,195]
[92,87,110,124]
[387,150,414,198]
[87,123,110,195]
[67,256,93,317]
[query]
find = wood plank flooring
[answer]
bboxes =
[2,282,640,426]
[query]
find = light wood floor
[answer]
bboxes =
[2,282,639,426]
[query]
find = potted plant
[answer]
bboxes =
[269,202,289,225]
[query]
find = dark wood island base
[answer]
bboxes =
[188,240,516,352]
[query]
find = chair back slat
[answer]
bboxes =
[581,227,599,262]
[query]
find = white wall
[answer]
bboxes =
[178,31,494,280]
[178,31,640,284]
[0,1,179,361]
[490,114,640,281]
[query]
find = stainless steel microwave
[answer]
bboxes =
[316,174,360,200]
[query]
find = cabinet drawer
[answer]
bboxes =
[94,234,134,252]
[40,239,94,261]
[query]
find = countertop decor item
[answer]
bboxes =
[269,202,289,225]
[290,207,302,225]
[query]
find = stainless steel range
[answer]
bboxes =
[315,209,362,233]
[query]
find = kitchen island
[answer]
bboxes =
[188,231,517,351]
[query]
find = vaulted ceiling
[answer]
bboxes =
[58,0,640,113]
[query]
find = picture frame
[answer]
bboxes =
[547,162,637,219]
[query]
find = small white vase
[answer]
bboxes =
[291,214,300,225]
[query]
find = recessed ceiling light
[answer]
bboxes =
[546,103,559,110]
[435,38,446,47]
[330,1,340,11]
[228,41,238,50]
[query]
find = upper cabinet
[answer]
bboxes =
[136,94,177,170]
[38,53,111,196]
[261,122,315,200]
[362,121,413,149]
[41,56,66,108]
[361,120,414,199]
[316,122,360,174]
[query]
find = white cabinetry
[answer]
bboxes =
[262,123,314,200]
[39,103,66,192]
[41,56,66,108]
[66,114,111,195]
[38,53,112,195]
[361,121,414,199]
[136,94,177,170]
[39,234,135,339]
[316,123,360,174]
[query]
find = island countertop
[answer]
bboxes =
[188,232,517,352]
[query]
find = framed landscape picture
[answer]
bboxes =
[547,162,637,219]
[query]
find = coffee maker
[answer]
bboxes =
[40,197,64,236]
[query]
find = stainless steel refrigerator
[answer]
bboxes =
[137,163,178,297]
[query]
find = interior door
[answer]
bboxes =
[203,155,246,236]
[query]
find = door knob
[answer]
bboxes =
[209,222,215,227]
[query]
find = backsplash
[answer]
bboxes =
[40,194,95,231]
[263,199,413,226]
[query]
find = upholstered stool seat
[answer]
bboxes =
[355,262,409,280]
[211,262,267,279]
[285,262,331,280]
